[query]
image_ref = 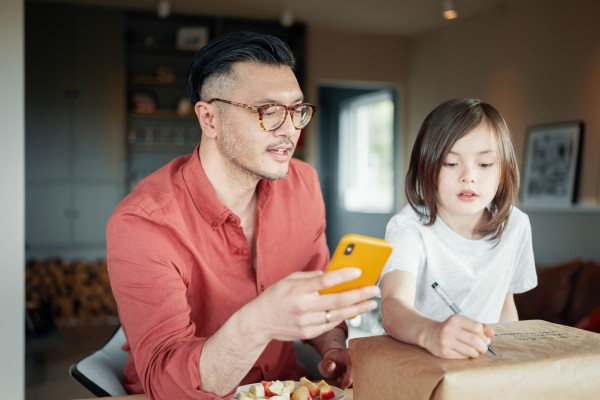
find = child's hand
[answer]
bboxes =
[424,314,492,359]
[483,323,495,340]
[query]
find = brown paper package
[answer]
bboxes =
[349,320,600,400]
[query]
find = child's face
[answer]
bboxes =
[436,124,501,223]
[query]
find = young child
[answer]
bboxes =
[380,98,537,359]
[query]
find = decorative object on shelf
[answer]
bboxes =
[144,127,155,144]
[155,66,176,84]
[127,126,199,148]
[177,97,193,116]
[521,121,584,207]
[176,26,209,51]
[143,34,155,48]
[131,91,157,114]
[280,0,294,27]
[127,128,137,144]
[156,0,171,19]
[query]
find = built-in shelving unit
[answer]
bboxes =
[124,11,307,191]
[124,13,203,190]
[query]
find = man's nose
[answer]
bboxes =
[272,111,297,137]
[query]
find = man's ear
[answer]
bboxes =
[194,101,218,139]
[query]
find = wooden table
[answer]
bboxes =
[77,388,354,399]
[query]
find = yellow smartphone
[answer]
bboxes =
[319,234,393,295]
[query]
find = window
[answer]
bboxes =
[339,90,395,213]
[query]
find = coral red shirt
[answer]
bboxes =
[107,147,331,400]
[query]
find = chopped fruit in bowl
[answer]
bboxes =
[290,385,313,400]
[236,377,341,400]
[299,376,320,397]
[316,380,335,400]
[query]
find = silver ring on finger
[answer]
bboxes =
[325,310,331,324]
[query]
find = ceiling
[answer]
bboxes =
[33,0,513,36]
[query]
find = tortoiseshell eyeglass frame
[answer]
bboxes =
[207,98,318,132]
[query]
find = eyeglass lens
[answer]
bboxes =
[262,105,314,131]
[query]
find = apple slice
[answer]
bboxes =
[291,385,313,400]
[316,380,335,400]
[284,380,296,393]
[265,380,284,396]
[237,391,255,400]
[299,377,320,397]
[249,383,265,397]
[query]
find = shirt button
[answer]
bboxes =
[236,248,243,255]
[260,284,265,292]
[211,222,218,229]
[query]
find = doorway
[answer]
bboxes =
[318,84,399,252]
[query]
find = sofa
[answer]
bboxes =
[514,259,600,332]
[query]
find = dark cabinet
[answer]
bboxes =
[25,4,126,258]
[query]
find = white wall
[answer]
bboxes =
[0,0,25,397]
[408,0,600,203]
[305,28,410,169]
[407,0,600,264]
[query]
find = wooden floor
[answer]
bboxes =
[26,324,118,400]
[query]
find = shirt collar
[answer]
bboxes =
[181,145,274,227]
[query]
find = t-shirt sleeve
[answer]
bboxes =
[508,212,538,294]
[379,214,425,282]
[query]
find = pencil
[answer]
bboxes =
[431,282,496,355]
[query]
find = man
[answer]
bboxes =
[107,31,379,400]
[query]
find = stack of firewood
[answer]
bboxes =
[25,258,119,326]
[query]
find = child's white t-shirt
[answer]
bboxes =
[380,205,537,324]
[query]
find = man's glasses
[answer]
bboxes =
[208,98,317,132]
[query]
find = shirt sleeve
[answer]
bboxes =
[379,214,425,281]
[107,207,233,400]
[508,212,538,294]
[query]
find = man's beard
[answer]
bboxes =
[218,121,294,181]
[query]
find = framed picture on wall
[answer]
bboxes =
[521,121,584,207]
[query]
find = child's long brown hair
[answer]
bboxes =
[405,98,519,240]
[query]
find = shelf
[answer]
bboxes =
[130,75,185,86]
[129,110,195,120]
[129,143,197,153]
[128,44,197,55]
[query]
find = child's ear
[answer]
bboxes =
[194,101,218,139]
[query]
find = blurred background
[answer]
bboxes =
[2,0,600,398]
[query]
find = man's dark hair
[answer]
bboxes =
[186,31,296,104]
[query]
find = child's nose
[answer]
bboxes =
[460,168,475,183]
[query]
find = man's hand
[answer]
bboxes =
[248,268,380,344]
[200,268,378,396]
[317,347,352,389]
[424,314,494,359]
